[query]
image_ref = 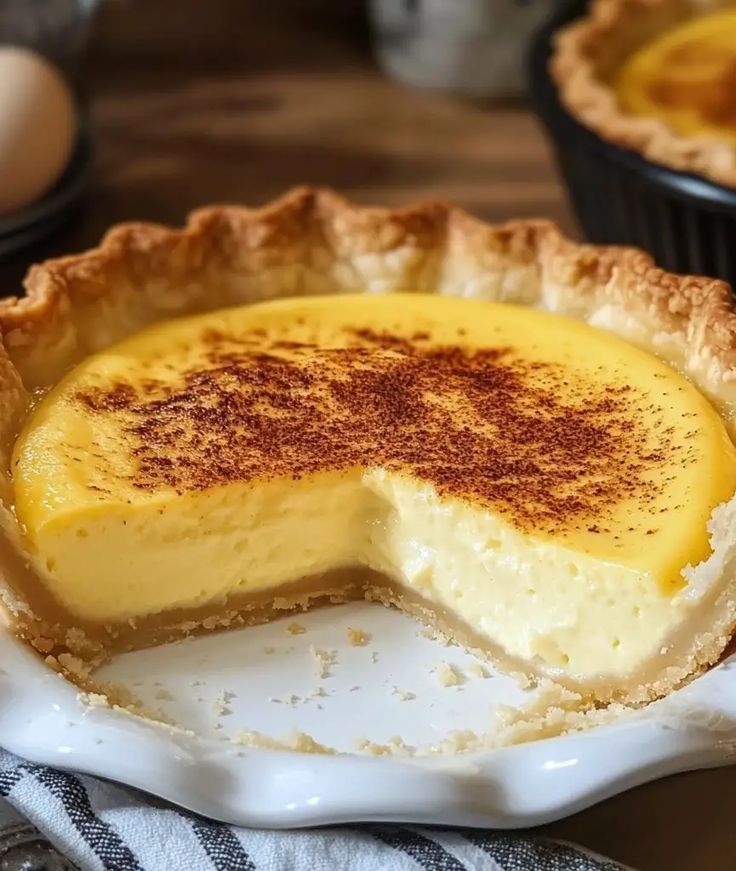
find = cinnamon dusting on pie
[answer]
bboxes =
[74,325,692,538]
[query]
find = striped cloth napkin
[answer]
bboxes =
[0,750,630,870]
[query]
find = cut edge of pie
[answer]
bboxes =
[3,185,736,709]
[550,0,736,187]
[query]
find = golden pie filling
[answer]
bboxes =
[11,293,736,697]
[615,8,736,143]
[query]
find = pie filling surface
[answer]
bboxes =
[615,7,736,143]
[12,292,736,695]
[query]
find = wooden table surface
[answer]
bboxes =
[6,4,736,868]
[0,1,572,293]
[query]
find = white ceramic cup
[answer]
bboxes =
[369,0,552,97]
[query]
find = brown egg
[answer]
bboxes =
[0,47,77,216]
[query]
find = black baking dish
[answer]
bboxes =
[528,0,736,287]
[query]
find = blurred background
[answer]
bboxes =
[0,0,571,289]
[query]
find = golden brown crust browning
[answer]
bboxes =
[2,186,736,412]
[551,0,736,187]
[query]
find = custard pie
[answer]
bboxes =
[552,0,736,187]
[2,187,736,707]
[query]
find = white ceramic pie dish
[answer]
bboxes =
[1,599,736,829]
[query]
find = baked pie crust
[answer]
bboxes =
[551,0,736,187]
[3,186,736,705]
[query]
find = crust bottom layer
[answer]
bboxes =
[4,563,735,710]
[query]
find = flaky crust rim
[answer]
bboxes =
[550,0,736,189]
[2,185,736,413]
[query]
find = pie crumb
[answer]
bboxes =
[230,729,338,755]
[434,662,463,687]
[292,731,336,754]
[309,645,337,678]
[213,690,233,717]
[269,687,326,706]
[392,687,416,701]
[287,622,306,636]
[466,662,490,679]
[511,670,534,689]
[347,627,370,646]
[356,735,415,757]
[56,653,91,681]
[421,628,452,647]
[78,691,109,708]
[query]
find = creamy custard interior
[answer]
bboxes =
[615,7,736,143]
[12,294,736,691]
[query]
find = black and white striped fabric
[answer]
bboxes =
[0,751,631,871]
